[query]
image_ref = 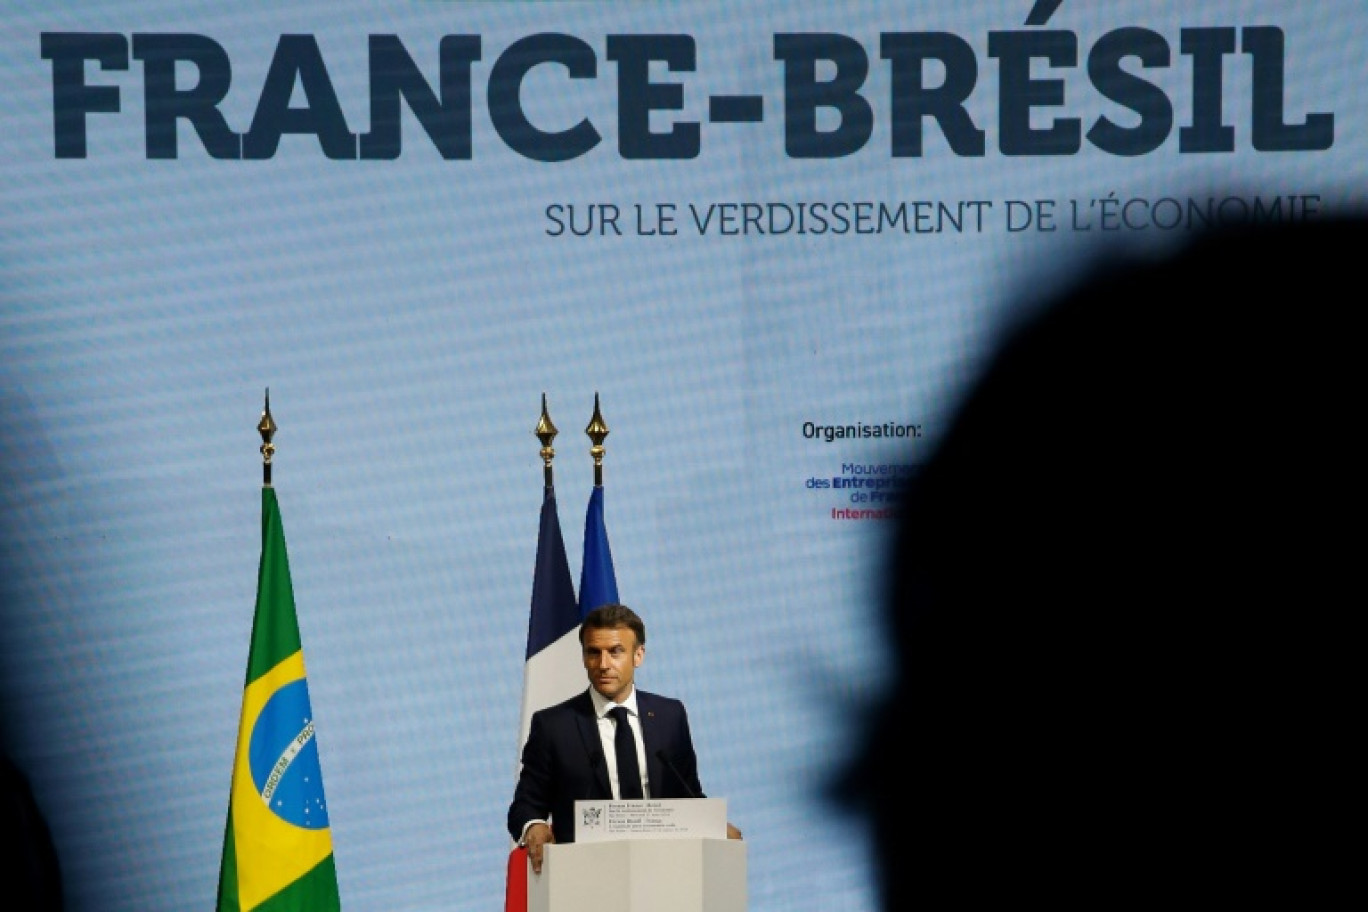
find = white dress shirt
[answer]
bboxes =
[589,687,651,799]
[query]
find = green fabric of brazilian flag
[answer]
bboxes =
[217,487,341,911]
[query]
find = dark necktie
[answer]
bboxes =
[609,705,644,800]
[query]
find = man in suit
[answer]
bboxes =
[508,603,739,873]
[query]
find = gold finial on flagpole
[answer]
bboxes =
[258,388,277,487]
[585,392,608,488]
[535,393,559,489]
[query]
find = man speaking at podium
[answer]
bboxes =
[508,603,741,874]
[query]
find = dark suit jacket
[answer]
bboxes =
[508,688,706,844]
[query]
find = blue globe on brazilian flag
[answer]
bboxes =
[218,487,341,912]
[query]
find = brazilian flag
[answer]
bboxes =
[217,487,341,911]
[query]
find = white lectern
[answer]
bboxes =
[527,837,746,912]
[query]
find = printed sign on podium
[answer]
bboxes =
[574,798,727,842]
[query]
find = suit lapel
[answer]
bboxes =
[638,693,662,797]
[572,692,612,797]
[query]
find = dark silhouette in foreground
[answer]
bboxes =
[839,215,1364,906]
[2,751,63,910]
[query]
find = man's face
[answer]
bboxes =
[582,624,644,703]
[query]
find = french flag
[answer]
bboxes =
[514,485,582,760]
[506,482,580,912]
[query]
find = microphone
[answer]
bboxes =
[655,749,701,799]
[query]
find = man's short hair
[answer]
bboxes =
[580,603,646,646]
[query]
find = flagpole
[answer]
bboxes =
[507,392,570,912]
[585,392,608,487]
[258,388,276,488]
[515,389,582,777]
[535,391,559,490]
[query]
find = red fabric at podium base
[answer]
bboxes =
[505,846,528,912]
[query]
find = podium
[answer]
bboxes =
[527,837,746,912]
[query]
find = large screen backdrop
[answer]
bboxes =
[2,2,1365,910]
